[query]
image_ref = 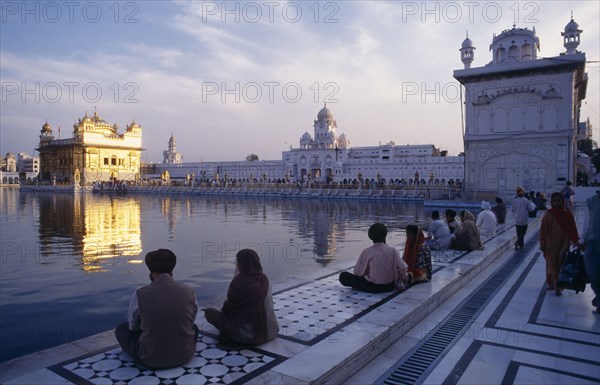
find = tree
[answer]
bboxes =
[246,154,259,161]
[578,138,596,157]
[592,149,600,173]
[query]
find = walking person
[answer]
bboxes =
[512,187,533,250]
[561,181,575,212]
[580,191,600,313]
[539,192,580,296]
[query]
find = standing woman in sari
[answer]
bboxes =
[540,192,580,296]
[403,225,432,284]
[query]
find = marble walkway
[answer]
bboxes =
[1,208,598,384]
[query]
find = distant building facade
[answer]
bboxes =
[17,152,40,174]
[2,152,17,172]
[152,105,464,186]
[1,152,39,184]
[454,18,588,199]
[37,110,143,185]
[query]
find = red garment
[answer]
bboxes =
[403,229,426,265]
[403,228,431,282]
[547,208,579,243]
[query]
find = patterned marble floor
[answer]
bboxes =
[274,248,468,345]
[274,272,399,344]
[48,333,284,385]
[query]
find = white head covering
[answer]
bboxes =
[481,201,491,210]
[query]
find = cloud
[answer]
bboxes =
[1,1,598,162]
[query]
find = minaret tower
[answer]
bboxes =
[562,13,582,55]
[460,32,475,69]
[163,134,183,163]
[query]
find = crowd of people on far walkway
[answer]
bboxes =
[112,182,599,371]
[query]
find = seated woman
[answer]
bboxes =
[204,249,279,345]
[452,210,483,251]
[403,225,432,284]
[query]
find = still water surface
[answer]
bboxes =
[0,188,430,362]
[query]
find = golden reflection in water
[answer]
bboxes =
[38,194,142,272]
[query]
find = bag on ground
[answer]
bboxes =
[557,249,586,293]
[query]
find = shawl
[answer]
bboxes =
[222,249,270,344]
[453,210,482,251]
[403,227,426,267]
[547,208,579,243]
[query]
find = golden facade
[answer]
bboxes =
[37,110,143,185]
[38,193,142,272]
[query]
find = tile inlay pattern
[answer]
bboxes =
[274,271,401,345]
[274,249,469,346]
[49,333,285,385]
[374,234,537,385]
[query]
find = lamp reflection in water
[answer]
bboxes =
[38,194,142,272]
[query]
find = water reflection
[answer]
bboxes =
[2,190,433,362]
[34,194,430,272]
[37,194,142,272]
[146,195,429,264]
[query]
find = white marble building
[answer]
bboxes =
[454,18,588,199]
[281,104,464,185]
[153,104,464,186]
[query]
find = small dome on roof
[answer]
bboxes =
[42,121,52,132]
[462,37,473,48]
[565,18,580,33]
[317,104,333,120]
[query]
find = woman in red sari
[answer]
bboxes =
[403,225,432,284]
[540,192,580,296]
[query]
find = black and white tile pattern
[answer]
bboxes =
[274,272,400,345]
[49,334,284,385]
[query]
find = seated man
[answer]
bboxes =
[476,201,497,237]
[339,223,408,293]
[115,249,199,369]
[445,209,460,234]
[425,210,453,250]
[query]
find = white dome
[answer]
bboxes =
[317,105,333,120]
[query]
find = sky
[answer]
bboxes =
[1,1,599,163]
